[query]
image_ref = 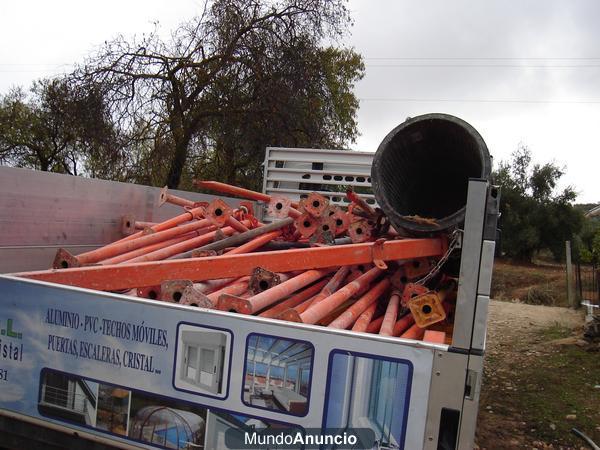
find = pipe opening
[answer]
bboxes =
[148,290,157,300]
[372,114,490,233]
[259,280,270,291]
[422,304,432,314]
[172,292,182,302]
[60,261,69,269]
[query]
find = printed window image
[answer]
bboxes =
[96,384,131,436]
[38,369,98,426]
[174,324,231,397]
[37,368,296,450]
[323,352,412,449]
[243,334,313,415]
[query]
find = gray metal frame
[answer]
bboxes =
[0,166,243,273]
[261,147,377,220]
[423,180,499,450]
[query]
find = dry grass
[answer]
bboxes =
[491,258,569,306]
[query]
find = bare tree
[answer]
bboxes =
[74,0,362,188]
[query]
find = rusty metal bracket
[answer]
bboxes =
[268,196,291,219]
[330,208,350,236]
[294,213,318,238]
[158,186,198,209]
[401,282,429,307]
[183,204,206,220]
[121,214,137,235]
[136,285,161,300]
[239,201,254,217]
[249,267,281,294]
[179,285,213,308]
[371,238,388,269]
[53,248,82,269]
[206,199,232,227]
[311,216,336,245]
[349,219,373,243]
[160,279,193,303]
[408,291,447,328]
[301,192,330,218]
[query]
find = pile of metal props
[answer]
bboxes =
[35,180,458,345]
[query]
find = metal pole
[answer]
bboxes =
[298,267,384,324]
[566,240,575,307]
[194,180,302,218]
[19,237,445,291]
[329,279,390,329]
[191,218,293,255]
[217,268,334,314]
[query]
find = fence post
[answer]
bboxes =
[565,240,576,308]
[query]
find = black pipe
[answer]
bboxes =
[371,113,491,234]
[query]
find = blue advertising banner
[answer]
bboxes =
[0,275,435,449]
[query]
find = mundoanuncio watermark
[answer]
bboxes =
[225,427,376,449]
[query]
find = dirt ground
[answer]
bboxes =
[475,300,599,449]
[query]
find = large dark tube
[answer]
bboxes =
[371,113,491,234]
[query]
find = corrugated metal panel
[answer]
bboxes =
[261,147,376,219]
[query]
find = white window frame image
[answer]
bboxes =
[174,325,231,398]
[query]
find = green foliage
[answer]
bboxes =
[578,226,600,264]
[495,145,584,262]
[0,78,120,175]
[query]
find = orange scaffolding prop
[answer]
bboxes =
[16,237,446,292]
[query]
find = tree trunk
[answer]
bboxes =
[223,144,236,185]
[165,137,189,188]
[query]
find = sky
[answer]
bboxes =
[0,0,598,203]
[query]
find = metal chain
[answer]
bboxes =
[416,229,463,286]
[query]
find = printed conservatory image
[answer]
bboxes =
[128,392,207,450]
[323,351,412,449]
[38,369,98,427]
[174,324,231,397]
[243,334,313,415]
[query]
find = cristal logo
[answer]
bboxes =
[0,318,24,362]
[0,319,22,340]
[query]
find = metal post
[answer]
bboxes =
[18,237,445,291]
[566,240,575,307]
